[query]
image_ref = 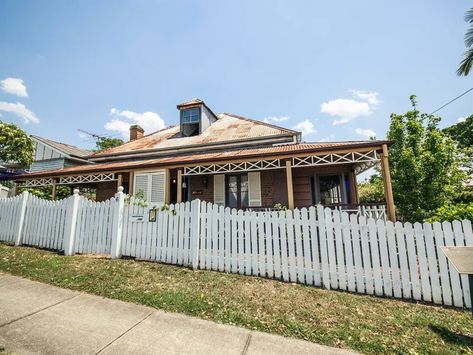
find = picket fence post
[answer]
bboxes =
[63,189,80,256]
[110,186,126,259]
[190,199,201,270]
[14,191,29,246]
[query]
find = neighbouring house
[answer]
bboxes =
[29,135,92,172]
[14,99,396,220]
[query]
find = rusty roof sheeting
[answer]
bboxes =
[17,140,392,179]
[90,113,297,157]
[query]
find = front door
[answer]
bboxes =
[226,174,249,209]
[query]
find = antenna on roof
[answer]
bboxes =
[77,129,106,140]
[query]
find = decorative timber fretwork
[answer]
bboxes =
[292,150,380,172]
[59,173,116,185]
[183,159,283,176]
[17,178,54,187]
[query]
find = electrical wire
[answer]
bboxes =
[430,87,473,115]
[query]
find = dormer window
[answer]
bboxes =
[181,107,200,137]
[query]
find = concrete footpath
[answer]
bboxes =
[0,273,356,355]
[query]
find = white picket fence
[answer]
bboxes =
[0,189,472,309]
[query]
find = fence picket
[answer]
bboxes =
[350,213,364,293]
[265,211,274,279]
[414,222,432,302]
[279,212,289,282]
[317,206,330,289]
[452,220,470,308]
[368,218,383,296]
[341,212,355,292]
[405,223,422,301]
[332,210,346,290]
[237,210,245,275]
[301,208,313,285]
[386,221,402,298]
[294,209,305,284]
[229,209,237,273]
[324,208,338,289]
[359,216,374,295]
[377,219,392,297]
[443,221,464,307]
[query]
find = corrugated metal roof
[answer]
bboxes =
[90,113,296,157]
[31,135,91,158]
[17,140,391,179]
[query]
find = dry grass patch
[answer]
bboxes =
[0,243,472,354]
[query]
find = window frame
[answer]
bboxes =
[180,106,201,137]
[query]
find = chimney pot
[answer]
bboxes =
[129,124,144,141]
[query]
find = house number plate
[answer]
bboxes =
[131,214,145,223]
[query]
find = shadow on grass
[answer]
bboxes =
[429,324,473,348]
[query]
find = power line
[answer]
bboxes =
[430,87,473,115]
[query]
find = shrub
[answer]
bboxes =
[427,202,473,222]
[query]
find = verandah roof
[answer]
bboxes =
[15,140,392,180]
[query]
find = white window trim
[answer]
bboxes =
[134,169,166,206]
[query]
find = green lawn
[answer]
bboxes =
[0,243,472,354]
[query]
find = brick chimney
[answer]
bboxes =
[129,124,144,141]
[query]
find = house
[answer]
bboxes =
[29,135,91,172]
[14,99,396,220]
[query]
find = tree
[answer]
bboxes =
[95,137,124,151]
[358,175,385,204]
[457,7,473,76]
[20,185,71,200]
[443,115,473,149]
[0,120,34,167]
[387,96,466,221]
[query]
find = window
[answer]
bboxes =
[181,107,200,137]
[313,173,351,206]
[133,170,166,205]
[226,174,249,209]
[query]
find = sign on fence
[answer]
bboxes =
[0,189,472,309]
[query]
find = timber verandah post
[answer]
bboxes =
[285,160,295,210]
[380,144,396,222]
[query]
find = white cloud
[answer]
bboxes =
[320,90,381,125]
[264,116,290,123]
[105,108,166,138]
[293,119,316,137]
[321,99,372,125]
[355,128,376,139]
[350,90,381,105]
[0,101,39,123]
[0,78,28,97]
[457,117,466,123]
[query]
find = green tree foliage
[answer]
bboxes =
[19,185,71,200]
[443,114,473,177]
[95,137,124,151]
[457,7,473,76]
[0,120,34,167]
[387,96,466,221]
[428,203,473,222]
[358,175,385,204]
[443,114,473,149]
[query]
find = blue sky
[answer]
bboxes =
[0,0,471,149]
